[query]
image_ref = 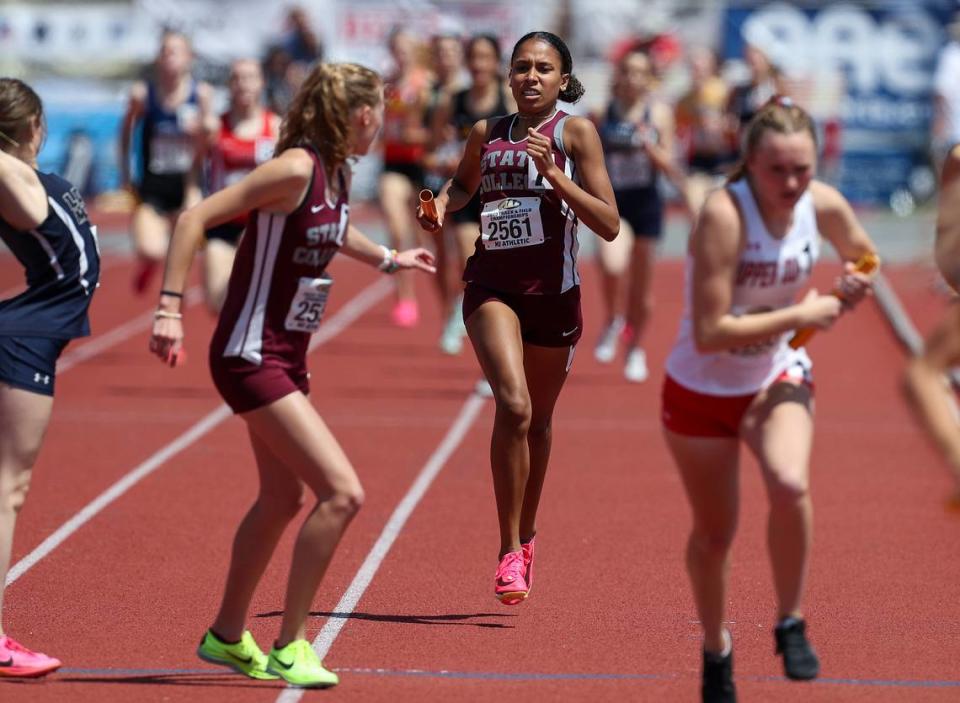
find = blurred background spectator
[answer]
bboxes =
[0,0,953,213]
[279,5,323,65]
[675,46,731,212]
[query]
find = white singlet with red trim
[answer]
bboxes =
[665,178,820,396]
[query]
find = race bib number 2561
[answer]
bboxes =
[480,196,544,250]
[285,276,333,333]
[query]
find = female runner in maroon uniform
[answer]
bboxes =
[418,31,619,604]
[150,63,435,687]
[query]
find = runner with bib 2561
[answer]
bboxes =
[416,31,619,606]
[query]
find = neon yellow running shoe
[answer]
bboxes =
[267,640,339,688]
[197,629,278,680]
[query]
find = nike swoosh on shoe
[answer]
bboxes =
[227,651,253,664]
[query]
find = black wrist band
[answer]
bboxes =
[160,289,184,299]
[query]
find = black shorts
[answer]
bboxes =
[615,187,663,239]
[422,172,446,196]
[136,173,187,214]
[688,153,731,176]
[382,161,424,189]
[451,191,483,225]
[205,221,245,245]
[462,283,582,347]
[0,335,69,397]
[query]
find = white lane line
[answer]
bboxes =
[276,391,487,703]
[5,404,231,585]
[6,277,393,587]
[57,286,203,373]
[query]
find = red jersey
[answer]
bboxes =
[208,110,277,227]
[211,147,349,366]
[462,110,580,295]
[382,71,429,165]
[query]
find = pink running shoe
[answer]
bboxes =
[0,635,62,678]
[494,550,528,605]
[391,299,419,328]
[132,259,158,295]
[521,536,536,592]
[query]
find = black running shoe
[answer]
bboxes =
[774,618,820,680]
[702,648,736,703]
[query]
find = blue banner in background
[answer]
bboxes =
[35,79,126,197]
[39,104,124,197]
[722,0,952,205]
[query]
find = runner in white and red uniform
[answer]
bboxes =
[418,31,619,607]
[150,63,435,689]
[660,97,878,703]
[203,58,280,312]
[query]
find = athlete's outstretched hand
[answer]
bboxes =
[396,247,437,274]
[150,316,185,367]
[527,128,559,182]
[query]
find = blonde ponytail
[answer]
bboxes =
[275,63,382,172]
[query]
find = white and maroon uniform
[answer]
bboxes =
[205,110,277,242]
[209,147,349,413]
[462,110,583,347]
[662,178,820,436]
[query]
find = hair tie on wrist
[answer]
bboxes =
[154,310,183,320]
[160,289,184,299]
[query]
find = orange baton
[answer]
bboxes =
[788,252,881,349]
[419,189,439,226]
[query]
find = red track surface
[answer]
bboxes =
[1,253,958,702]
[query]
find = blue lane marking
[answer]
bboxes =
[53,666,960,689]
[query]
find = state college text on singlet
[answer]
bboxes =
[212,147,349,365]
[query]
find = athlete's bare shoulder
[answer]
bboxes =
[560,114,599,139]
[689,185,745,260]
[269,147,315,182]
[699,186,741,229]
[809,179,849,212]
